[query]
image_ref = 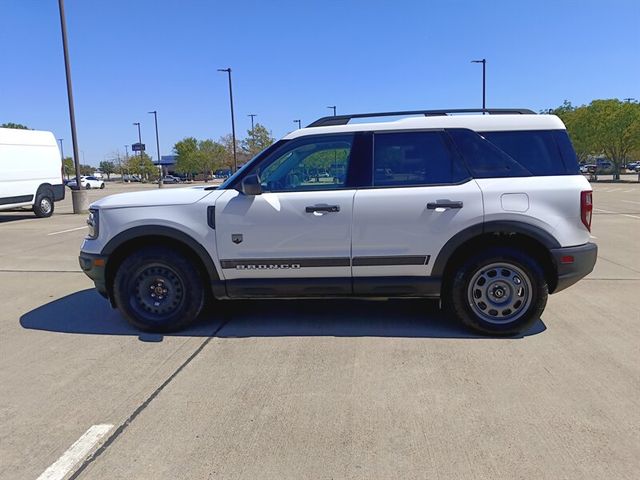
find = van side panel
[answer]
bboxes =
[0,129,63,211]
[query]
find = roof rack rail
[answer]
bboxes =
[306,108,536,128]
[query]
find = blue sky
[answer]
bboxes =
[1,0,638,166]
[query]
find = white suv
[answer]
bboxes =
[79,109,597,335]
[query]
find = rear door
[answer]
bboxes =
[351,130,484,294]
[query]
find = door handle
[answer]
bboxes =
[427,201,463,210]
[305,204,340,213]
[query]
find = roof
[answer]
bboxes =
[0,128,57,147]
[284,114,566,140]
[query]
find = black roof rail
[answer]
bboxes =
[306,108,536,128]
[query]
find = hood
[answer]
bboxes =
[91,186,222,209]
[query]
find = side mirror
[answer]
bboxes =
[240,174,262,195]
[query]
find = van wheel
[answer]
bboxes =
[447,247,547,336]
[33,192,54,218]
[113,246,205,332]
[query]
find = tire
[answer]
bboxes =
[33,191,54,218]
[100,183,105,189]
[85,183,91,190]
[113,247,205,332]
[446,247,548,336]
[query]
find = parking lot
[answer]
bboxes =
[0,181,638,479]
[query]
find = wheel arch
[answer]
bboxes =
[102,225,220,299]
[434,221,560,293]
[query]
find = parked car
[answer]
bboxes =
[122,174,142,182]
[79,108,597,336]
[626,161,640,172]
[160,175,180,184]
[0,127,65,217]
[67,176,105,189]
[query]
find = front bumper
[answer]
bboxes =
[550,242,598,293]
[79,252,109,298]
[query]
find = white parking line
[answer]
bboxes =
[621,199,640,205]
[47,226,87,236]
[594,208,640,220]
[36,424,113,480]
[623,189,637,193]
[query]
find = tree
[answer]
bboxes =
[241,123,275,158]
[63,157,74,179]
[174,137,199,178]
[1,122,29,129]
[197,139,226,180]
[80,164,94,176]
[551,99,640,180]
[99,161,115,180]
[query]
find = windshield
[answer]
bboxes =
[218,140,288,189]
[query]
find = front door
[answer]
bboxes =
[215,134,356,296]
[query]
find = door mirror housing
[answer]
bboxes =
[240,174,262,195]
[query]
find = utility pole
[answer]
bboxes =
[58,0,87,212]
[148,111,163,188]
[471,59,487,110]
[327,105,337,116]
[218,68,238,172]
[248,113,257,131]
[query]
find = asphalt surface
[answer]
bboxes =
[0,181,638,479]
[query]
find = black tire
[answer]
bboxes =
[100,183,105,189]
[113,246,205,332]
[85,183,91,190]
[446,247,547,336]
[33,191,54,218]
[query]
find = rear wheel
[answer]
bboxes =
[447,247,547,335]
[33,191,54,218]
[100,183,105,189]
[85,183,91,189]
[113,247,205,332]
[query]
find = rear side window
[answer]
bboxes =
[373,131,469,186]
[447,129,531,178]
[481,130,579,175]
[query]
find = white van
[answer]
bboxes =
[0,128,65,217]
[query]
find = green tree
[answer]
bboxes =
[1,122,29,129]
[552,99,640,180]
[63,157,74,178]
[197,139,226,180]
[99,160,115,180]
[174,137,199,178]
[79,164,94,176]
[241,123,275,158]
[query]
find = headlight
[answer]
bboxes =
[86,209,99,239]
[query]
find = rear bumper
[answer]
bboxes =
[550,242,597,293]
[79,252,109,298]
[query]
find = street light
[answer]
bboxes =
[294,119,302,129]
[327,105,337,116]
[218,68,238,172]
[471,59,486,110]
[248,113,257,131]
[57,0,86,213]
[133,122,142,157]
[148,111,163,188]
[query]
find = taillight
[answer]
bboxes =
[581,190,593,231]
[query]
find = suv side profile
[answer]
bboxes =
[79,108,597,335]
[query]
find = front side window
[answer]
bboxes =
[256,135,353,192]
[373,131,468,187]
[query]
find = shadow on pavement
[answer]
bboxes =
[20,288,546,341]
[0,213,37,223]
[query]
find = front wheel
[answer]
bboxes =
[33,192,54,218]
[446,247,548,335]
[113,247,205,332]
[85,183,91,190]
[100,183,105,189]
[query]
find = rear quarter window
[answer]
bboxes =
[480,130,579,175]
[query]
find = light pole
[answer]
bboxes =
[218,68,238,172]
[248,113,257,131]
[58,0,86,212]
[294,119,302,129]
[471,59,486,110]
[58,138,66,178]
[327,105,337,116]
[133,122,142,157]
[148,111,163,187]
[124,145,129,180]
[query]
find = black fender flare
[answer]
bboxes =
[101,225,220,282]
[431,221,560,277]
